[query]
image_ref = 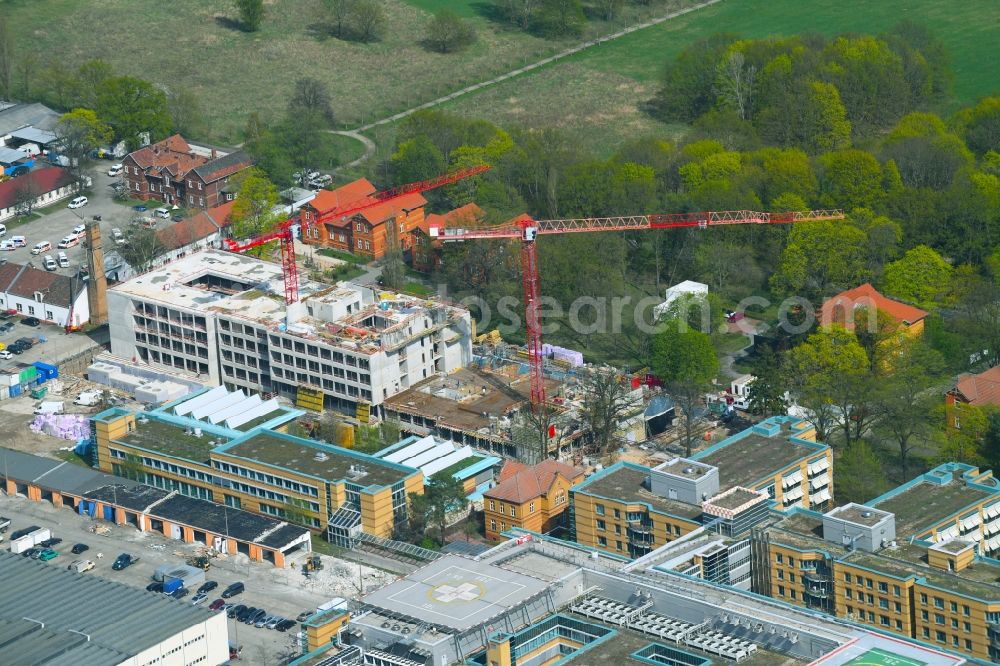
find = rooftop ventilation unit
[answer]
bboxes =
[314,452,329,462]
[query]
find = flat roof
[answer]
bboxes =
[808,632,965,666]
[707,487,763,511]
[873,480,992,537]
[117,418,222,464]
[826,504,891,527]
[0,551,219,665]
[221,430,414,489]
[575,465,704,520]
[361,554,549,632]
[695,433,818,491]
[0,447,145,496]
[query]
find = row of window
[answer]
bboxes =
[258,502,322,528]
[222,365,260,385]
[136,333,210,359]
[918,591,972,616]
[0,299,54,319]
[488,500,534,517]
[844,589,902,614]
[213,460,320,498]
[134,303,207,330]
[842,573,902,597]
[919,609,973,633]
[140,347,210,374]
[267,336,370,369]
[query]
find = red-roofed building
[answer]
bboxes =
[483,459,584,540]
[820,283,928,338]
[122,135,252,209]
[946,365,1000,429]
[411,203,483,272]
[0,167,79,223]
[299,178,427,260]
[0,261,89,327]
[153,201,236,266]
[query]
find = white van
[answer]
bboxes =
[111,228,125,244]
[10,235,26,247]
[57,251,69,268]
[43,255,57,271]
[57,236,79,249]
[107,164,124,177]
[0,224,6,237]
[68,196,88,209]
[154,207,170,219]
[31,241,51,255]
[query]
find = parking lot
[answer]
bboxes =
[0,493,395,664]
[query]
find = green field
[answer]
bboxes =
[402,0,482,18]
[437,0,1000,155]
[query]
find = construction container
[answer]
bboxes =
[162,577,184,594]
[17,364,37,385]
[32,362,58,381]
[9,384,21,398]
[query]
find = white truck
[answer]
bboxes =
[74,391,102,407]
[68,559,96,573]
[33,401,64,415]
[10,527,50,553]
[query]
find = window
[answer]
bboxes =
[950,601,957,612]
[933,597,944,609]
[878,582,888,593]
[529,502,535,513]
[920,593,928,605]
[27,306,34,315]
[488,500,495,511]
[789,557,795,567]
[45,310,52,320]
[935,631,945,643]
[893,585,901,596]
[880,616,889,626]
[595,504,605,516]
[934,614,945,625]
[962,605,970,616]
[777,553,784,564]
[499,504,505,515]
[15,303,21,312]
[777,570,784,580]
[879,598,889,609]
[598,536,607,546]
[845,589,852,599]
[844,572,851,583]
[509,506,516,518]
[490,519,496,531]
[597,520,606,531]
[778,585,785,597]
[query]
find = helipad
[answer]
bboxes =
[809,633,965,666]
[360,554,549,632]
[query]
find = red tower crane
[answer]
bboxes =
[223,165,491,304]
[434,208,846,409]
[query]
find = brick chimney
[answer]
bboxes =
[85,221,108,325]
[211,148,218,160]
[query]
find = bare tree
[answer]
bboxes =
[716,51,757,120]
[118,220,166,273]
[288,77,335,124]
[11,177,40,217]
[15,52,38,99]
[323,0,354,38]
[352,0,386,42]
[594,0,625,21]
[580,367,634,456]
[496,0,541,29]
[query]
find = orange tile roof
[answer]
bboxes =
[127,134,208,178]
[953,365,1000,407]
[421,202,484,235]
[307,178,427,227]
[155,201,236,251]
[309,178,377,216]
[357,192,427,225]
[820,283,928,329]
[485,459,583,504]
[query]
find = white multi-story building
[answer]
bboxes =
[106,249,473,414]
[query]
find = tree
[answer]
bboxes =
[536,0,586,37]
[288,77,335,124]
[352,0,386,43]
[167,88,204,136]
[651,321,719,456]
[580,367,634,456]
[936,403,990,465]
[594,0,624,21]
[817,149,884,211]
[655,34,738,122]
[407,491,431,543]
[390,135,446,186]
[746,346,787,417]
[496,0,541,30]
[11,177,41,217]
[0,22,12,100]
[851,306,902,375]
[423,476,467,545]
[55,108,113,184]
[953,96,1000,156]
[980,412,1000,476]
[425,9,476,54]
[875,340,945,478]
[716,49,757,121]
[96,76,172,149]
[15,52,38,100]
[769,220,869,299]
[786,326,869,443]
[74,59,114,109]
[379,213,405,289]
[821,36,909,135]
[118,221,166,273]
[950,268,1000,368]
[882,245,953,311]
[835,441,891,504]
[234,0,265,32]
[324,0,354,38]
[39,58,76,110]
[230,168,281,240]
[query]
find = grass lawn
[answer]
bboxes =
[402,0,482,18]
[318,248,368,264]
[715,332,751,354]
[400,281,433,297]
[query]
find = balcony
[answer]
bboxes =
[989,623,1000,648]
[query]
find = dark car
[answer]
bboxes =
[29,548,43,559]
[0,311,12,320]
[209,599,225,611]
[21,317,39,327]
[11,525,41,540]
[197,581,218,594]
[171,588,189,600]
[38,537,62,548]
[146,582,164,593]
[296,611,312,623]
[15,337,33,348]
[0,322,13,333]
[111,553,137,570]
[276,619,297,632]
[171,214,184,222]
[221,581,244,598]
[228,604,247,619]
[237,607,256,622]
[132,205,147,212]
[247,609,267,625]
[71,543,89,554]
[9,344,23,354]
[22,547,39,558]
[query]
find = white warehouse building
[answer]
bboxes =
[0,550,229,665]
[106,249,473,414]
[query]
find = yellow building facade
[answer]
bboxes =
[483,460,583,541]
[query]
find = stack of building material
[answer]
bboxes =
[29,414,90,440]
[541,343,584,367]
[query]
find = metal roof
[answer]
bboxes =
[9,126,58,145]
[0,447,144,495]
[0,146,28,164]
[0,551,218,663]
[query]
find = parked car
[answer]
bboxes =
[221,581,245,598]
[72,224,87,237]
[15,337,34,348]
[0,350,12,360]
[10,235,26,247]
[57,252,69,268]
[191,592,208,605]
[154,207,170,219]
[209,599,226,611]
[228,604,247,619]
[22,547,39,558]
[237,606,256,622]
[111,553,137,570]
[29,548,43,559]
[70,543,89,554]
[111,228,125,244]
[296,611,312,623]
[265,616,282,630]
[171,214,184,222]
[43,255,56,271]
[276,619,297,632]
[58,236,79,249]
[248,609,267,625]
[107,164,124,177]
[21,317,39,327]
[67,196,88,209]
[197,581,218,594]
[68,559,95,573]
[38,537,62,547]
[255,614,273,628]
[146,582,164,593]
[9,343,23,355]
[132,204,147,212]
[171,587,189,600]
[0,321,14,333]
[30,241,51,255]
